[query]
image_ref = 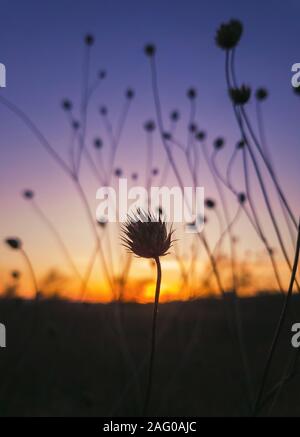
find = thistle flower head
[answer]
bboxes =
[229,84,251,105]
[5,238,22,250]
[121,210,173,259]
[256,87,268,101]
[144,43,156,57]
[215,19,243,50]
[23,189,34,200]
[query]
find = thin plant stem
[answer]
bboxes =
[225,52,295,278]
[30,199,82,282]
[253,220,300,416]
[143,256,162,416]
[230,48,297,229]
[20,248,38,298]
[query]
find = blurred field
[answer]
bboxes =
[0,293,299,417]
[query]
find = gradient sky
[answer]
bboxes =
[0,0,299,300]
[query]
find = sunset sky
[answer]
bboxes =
[0,0,299,301]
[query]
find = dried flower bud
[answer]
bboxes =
[215,19,243,50]
[229,85,251,105]
[236,139,245,149]
[23,190,34,200]
[214,137,225,150]
[5,238,22,250]
[98,70,107,80]
[238,192,246,204]
[170,110,180,122]
[94,138,103,149]
[62,99,72,111]
[99,106,108,116]
[126,88,135,99]
[187,88,197,99]
[196,131,206,142]
[255,88,268,101]
[85,34,94,46]
[205,198,216,209]
[144,120,155,132]
[144,43,156,57]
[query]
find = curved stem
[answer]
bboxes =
[253,219,300,416]
[143,256,162,415]
[30,200,82,282]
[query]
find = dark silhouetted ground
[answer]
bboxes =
[0,293,299,416]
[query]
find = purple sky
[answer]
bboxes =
[0,0,299,298]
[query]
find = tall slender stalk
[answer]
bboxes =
[253,220,300,416]
[143,256,161,415]
[20,248,39,298]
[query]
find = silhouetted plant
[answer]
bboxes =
[121,210,173,415]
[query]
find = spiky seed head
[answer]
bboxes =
[215,19,243,50]
[214,137,225,150]
[121,210,173,259]
[5,238,22,250]
[144,43,156,57]
[23,189,34,200]
[256,87,268,101]
[229,84,251,105]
